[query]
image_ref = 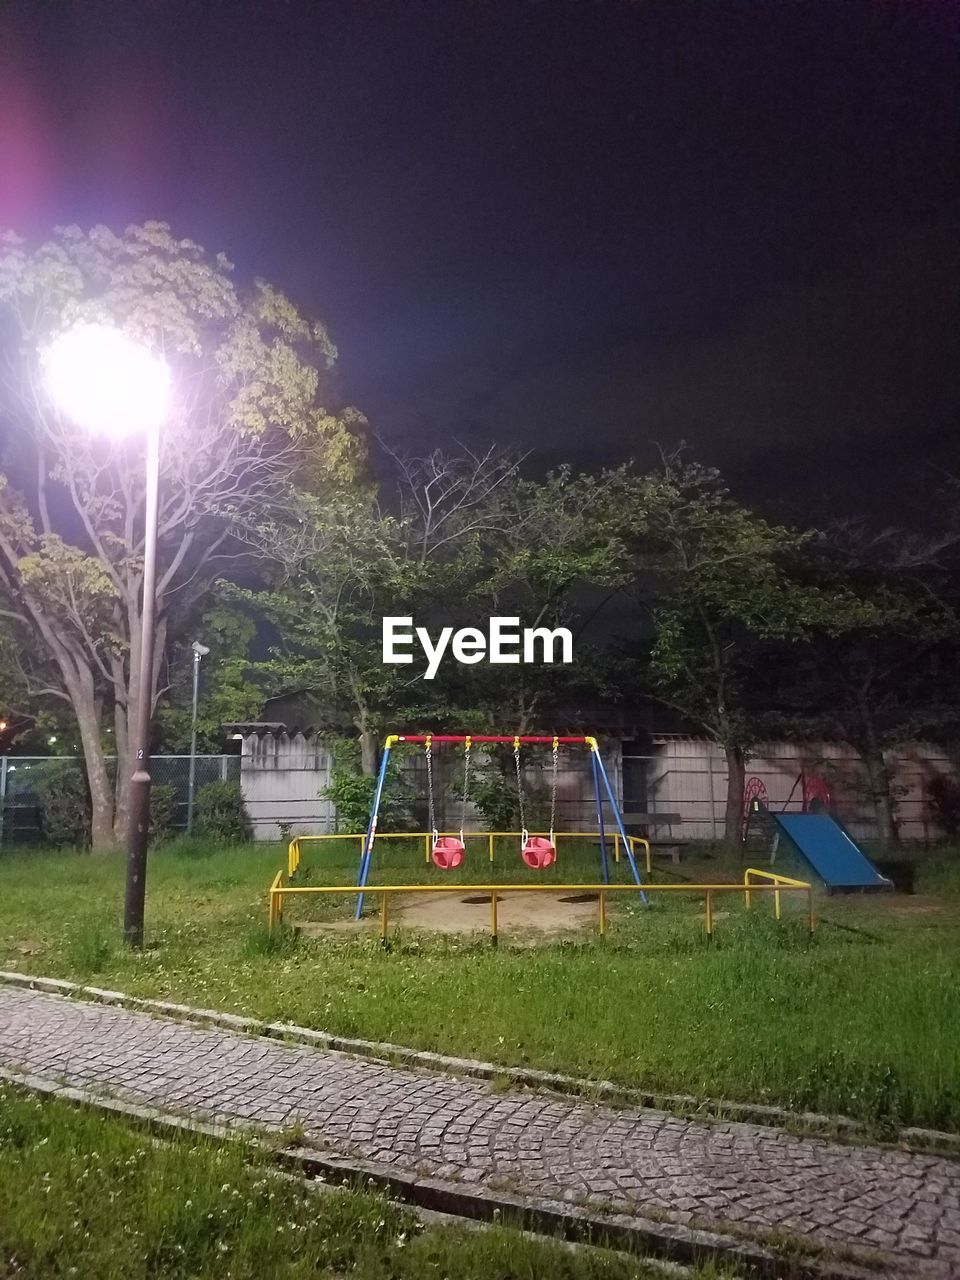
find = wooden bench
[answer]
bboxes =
[595,812,686,864]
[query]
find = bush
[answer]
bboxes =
[193,781,251,843]
[322,739,408,833]
[468,756,549,832]
[148,783,178,845]
[32,760,90,846]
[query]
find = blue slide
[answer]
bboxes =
[773,813,893,890]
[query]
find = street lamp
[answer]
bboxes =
[43,322,171,947]
[186,639,210,833]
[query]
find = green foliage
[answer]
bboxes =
[65,921,114,973]
[193,782,252,844]
[148,783,178,845]
[323,740,407,833]
[156,602,267,752]
[31,759,90,847]
[0,221,367,848]
[640,453,848,754]
[468,764,521,830]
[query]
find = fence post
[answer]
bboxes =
[490,891,498,944]
[0,755,6,849]
[705,889,713,939]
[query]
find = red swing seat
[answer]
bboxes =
[432,835,465,870]
[521,835,556,869]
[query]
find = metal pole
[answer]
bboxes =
[590,750,609,884]
[355,741,392,918]
[593,745,648,901]
[186,647,201,833]
[0,754,7,849]
[123,421,160,948]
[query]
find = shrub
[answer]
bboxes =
[31,760,90,847]
[322,739,408,833]
[149,783,178,844]
[468,756,549,832]
[193,781,251,843]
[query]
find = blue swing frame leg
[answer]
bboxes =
[591,750,610,885]
[355,742,393,919]
[593,744,649,903]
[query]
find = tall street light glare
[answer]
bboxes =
[43,322,171,947]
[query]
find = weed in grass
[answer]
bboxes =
[243,922,302,958]
[487,1072,517,1096]
[65,921,114,974]
[278,1120,307,1147]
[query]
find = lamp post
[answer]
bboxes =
[186,639,210,833]
[43,322,171,947]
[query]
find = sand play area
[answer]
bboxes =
[299,889,607,940]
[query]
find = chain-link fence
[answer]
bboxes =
[0,755,240,847]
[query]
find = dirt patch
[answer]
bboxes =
[299,890,608,940]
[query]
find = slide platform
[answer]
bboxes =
[773,812,893,891]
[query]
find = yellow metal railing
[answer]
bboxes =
[268,869,285,930]
[267,876,814,940]
[744,867,815,932]
[287,830,653,876]
[288,833,365,876]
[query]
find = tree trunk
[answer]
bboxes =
[724,744,746,846]
[74,692,115,852]
[359,725,378,777]
[112,689,131,846]
[861,739,899,847]
[113,605,165,845]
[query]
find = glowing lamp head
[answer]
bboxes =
[42,322,171,438]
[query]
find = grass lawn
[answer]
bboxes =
[0,836,958,1133]
[0,1082,689,1279]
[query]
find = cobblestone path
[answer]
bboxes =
[1,986,958,1275]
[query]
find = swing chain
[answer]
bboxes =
[549,735,559,841]
[514,736,527,843]
[460,736,471,843]
[425,736,437,841]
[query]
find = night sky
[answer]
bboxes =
[1,0,957,523]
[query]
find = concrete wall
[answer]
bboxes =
[239,733,334,840]
[236,730,958,842]
[237,734,623,839]
[644,737,957,840]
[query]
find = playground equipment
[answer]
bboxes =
[426,736,466,868]
[742,772,892,892]
[355,733,647,917]
[774,813,892,891]
[268,867,816,940]
[516,736,557,868]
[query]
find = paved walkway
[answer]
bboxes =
[1,987,959,1275]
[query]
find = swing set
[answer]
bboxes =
[354,733,647,917]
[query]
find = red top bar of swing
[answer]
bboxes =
[394,734,589,744]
